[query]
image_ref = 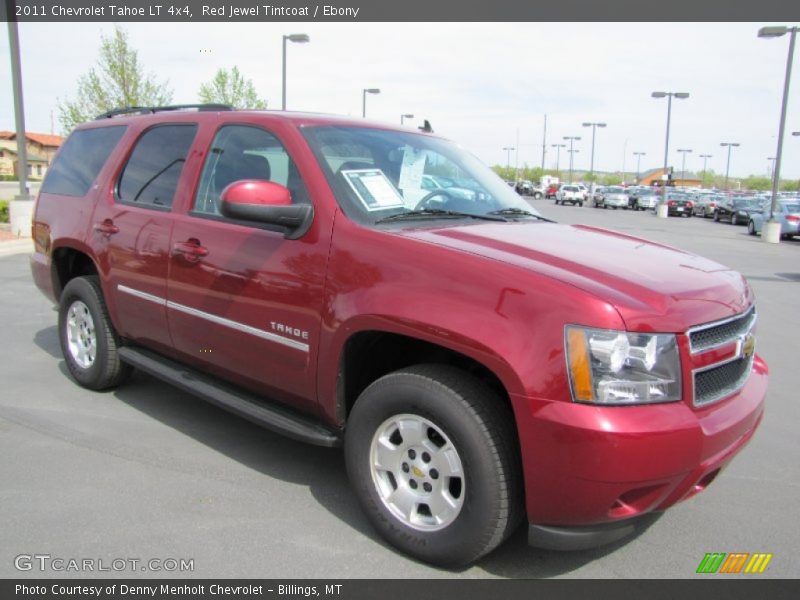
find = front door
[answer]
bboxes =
[166,124,329,414]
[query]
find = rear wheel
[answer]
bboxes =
[748,220,757,236]
[345,365,523,567]
[58,276,131,390]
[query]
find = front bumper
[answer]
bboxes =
[515,355,767,540]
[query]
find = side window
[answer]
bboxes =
[41,126,126,196]
[117,124,197,208]
[193,125,309,215]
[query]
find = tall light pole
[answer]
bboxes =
[400,113,414,125]
[551,143,566,173]
[563,136,581,183]
[677,148,692,183]
[652,91,690,217]
[720,142,740,191]
[759,25,798,244]
[7,20,32,239]
[699,154,712,187]
[633,151,646,183]
[281,33,309,111]
[767,157,777,179]
[582,122,606,193]
[502,146,515,170]
[621,138,629,184]
[362,88,380,118]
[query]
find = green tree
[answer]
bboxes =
[57,26,173,133]
[198,66,267,109]
[742,175,772,191]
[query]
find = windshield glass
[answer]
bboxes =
[302,126,542,226]
[734,199,759,208]
[606,187,625,194]
[781,202,800,213]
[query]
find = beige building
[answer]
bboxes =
[0,131,64,180]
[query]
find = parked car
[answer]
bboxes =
[576,184,590,201]
[515,180,544,199]
[692,195,723,218]
[661,191,694,217]
[594,186,629,209]
[747,199,800,239]
[30,104,766,567]
[555,184,585,206]
[715,197,762,225]
[545,183,561,199]
[633,189,659,211]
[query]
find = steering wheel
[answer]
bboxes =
[415,189,456,210]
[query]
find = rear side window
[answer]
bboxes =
[41,126,126,196]
[117,125,197,208]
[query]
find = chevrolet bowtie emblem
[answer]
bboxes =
[412,466,425,478]
[741,333,755,359]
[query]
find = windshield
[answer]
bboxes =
[302,126,542,226]
[606,187,625,194]
[734,199,759,208]
[781,202,800,213]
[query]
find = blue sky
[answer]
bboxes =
[1,21,799,179]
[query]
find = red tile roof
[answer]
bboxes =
[0,131,64,147]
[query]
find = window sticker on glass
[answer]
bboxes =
[398,146,427,192]
[342,169,405,211]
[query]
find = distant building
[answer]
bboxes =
[0,131,64,180]
[637,167,703,188]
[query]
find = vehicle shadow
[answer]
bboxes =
[33,325,62,359]
[34,324,656,577]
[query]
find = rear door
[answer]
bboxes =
[91,123,199,354]
[165,122,329,414]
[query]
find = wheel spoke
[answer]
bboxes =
[434,444,463,477]
[396,417,424,446]
[373,436,399,471]
[386,486,418,522]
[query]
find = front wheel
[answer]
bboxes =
[748,220,757,236]
[58,276,132,390]
[345,365,523,567]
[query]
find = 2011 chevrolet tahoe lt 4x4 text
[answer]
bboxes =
[30,105,767,566]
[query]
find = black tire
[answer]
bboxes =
[748,220,756,236]
[714,211,720,222]
[578,202,583,207]
[345,364,523,567]
[534,192,542,199]
[58,276,131,390]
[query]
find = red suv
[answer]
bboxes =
[31,105,767,566]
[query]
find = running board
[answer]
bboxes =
[118,346,341,447]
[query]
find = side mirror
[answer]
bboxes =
[220,180,313,240]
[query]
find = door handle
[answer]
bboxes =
[94,219,119,236]
[173,239,209,262]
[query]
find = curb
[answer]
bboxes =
[0,238,33,257]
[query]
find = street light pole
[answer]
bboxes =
[633,152,646,183]
[502,146,515,170]
[362,88,380,118]
[652,91,690,217]
[720,142,740,191]
[281,33,310,111]
[699,154,712,187]
[563,136,581,183]
[551,143,565,173]
[767,157,776,179]
[400,113,414,125]
[7,20,32,238]
[759,25,798,244]
[582,122,606,194]
[677,149,692,183]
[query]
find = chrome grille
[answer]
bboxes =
[689,306,756,353]
[694,355,754,407]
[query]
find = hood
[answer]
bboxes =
[398,222,752,332]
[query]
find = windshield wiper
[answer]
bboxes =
[487,208,554,222]
[375,209,507,224]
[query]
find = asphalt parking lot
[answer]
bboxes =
[1,204,798,579]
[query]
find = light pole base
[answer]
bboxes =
[656,204,669,219]
[9,195,33,239]
[762,220,782,244]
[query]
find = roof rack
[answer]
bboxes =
[95,104,234,120]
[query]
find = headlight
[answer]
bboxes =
[565,326,682,405]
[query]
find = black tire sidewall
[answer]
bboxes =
[345,374,513,566]
[58,277,115,389]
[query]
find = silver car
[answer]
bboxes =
[748,199,800,239]
[595,186,629,209]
